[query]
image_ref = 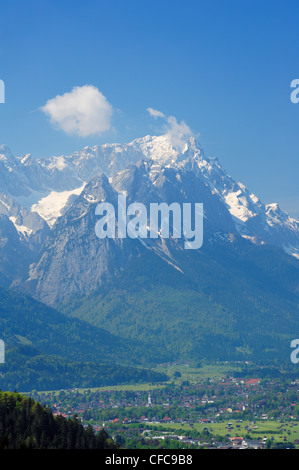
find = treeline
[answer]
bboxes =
[233,364,299,380]
[0,390,116,449]
[0,345,169,392]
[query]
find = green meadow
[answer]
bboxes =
[146,419,299,444]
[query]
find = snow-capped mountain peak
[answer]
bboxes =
[0,144,17,168]
[0,135,298,259]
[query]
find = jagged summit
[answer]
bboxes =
[0,144,17,167]
[0,144,14,155]
[0,134,298,263]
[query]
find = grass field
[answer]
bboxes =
[146,419,299,444]
[154,361,242,384]
[36,382,168,396]
[35,362,239,396]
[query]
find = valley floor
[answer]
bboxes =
[27,361,299,450]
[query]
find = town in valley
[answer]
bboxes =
[27,361,299,450]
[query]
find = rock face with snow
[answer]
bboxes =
[0,133,296,305]
[0,191,49,285]
[1,135,298,251]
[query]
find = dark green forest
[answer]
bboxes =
[0,345,168,392]
[0,286,169,365]
[0,286,169,391]
[0,390,116,449]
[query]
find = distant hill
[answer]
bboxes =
[0,286,170,365]
[0,345,168,393]
[0,286,169,391]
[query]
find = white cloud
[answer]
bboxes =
[166,116,193,151]
[41,85,113,137]
[147,107,165,119]
[147,107,193,150]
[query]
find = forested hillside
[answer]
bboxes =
[61,240,299,363]
[0,286,169,391]
[0,391,116,449]
[0,346,168,392]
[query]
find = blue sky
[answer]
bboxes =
[0,0,298,217]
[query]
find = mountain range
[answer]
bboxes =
[0,134,298,370]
